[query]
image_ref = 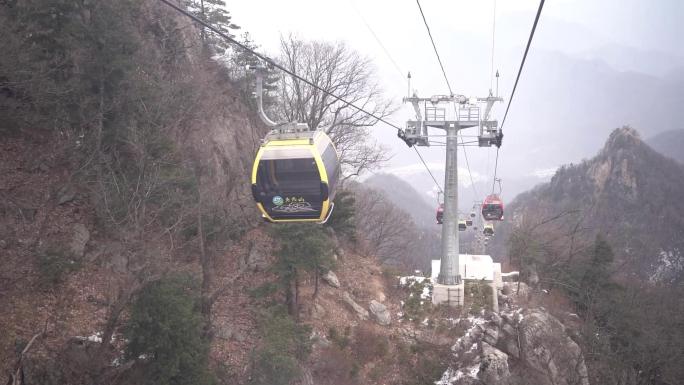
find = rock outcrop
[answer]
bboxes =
[241,240,269,272]
[440,308,589,385]
[368,300,391,326]
[479,342,510,385]
[341,291,369,320]
[515,309,589,385]
[69,223,90,259]
[322,270,340,288]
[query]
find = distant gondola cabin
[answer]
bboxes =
[251,130,339,223]
[482,194,504,221]
[483,223,494,236]
[436,204,444,224]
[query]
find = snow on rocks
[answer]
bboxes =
[399,275,433,299]
[73,332,102,343]
[436,364,480,385]
[399,275,427,285]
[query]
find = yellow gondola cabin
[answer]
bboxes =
[251,129,340,223]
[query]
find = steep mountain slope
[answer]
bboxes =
[646,129,684,164]
[492,127,684,280]
[0,1,268,382]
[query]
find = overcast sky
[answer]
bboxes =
[227,0,683,201]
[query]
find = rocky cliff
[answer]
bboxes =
[491,127,684,281]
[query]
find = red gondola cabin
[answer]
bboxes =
[482,194,504,221]
[436,204,444,224]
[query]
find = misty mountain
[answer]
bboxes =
[491,127,684,282]
[496,49,684,180]
[646,129,684,164]
[362,173,438,229]
[579,44,684,78]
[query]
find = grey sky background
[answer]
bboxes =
[227,0,683,206]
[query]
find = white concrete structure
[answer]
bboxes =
[431,255,502,309]
[431,255,495,281]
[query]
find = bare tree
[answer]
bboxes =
[353,186,420,268]
[276,35,394,179]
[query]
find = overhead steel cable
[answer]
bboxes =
[157,0,404,133]
[499,0,545,131]
[415,0,453,96]
[492,0,545,194]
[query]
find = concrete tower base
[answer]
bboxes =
[432,282,465,306]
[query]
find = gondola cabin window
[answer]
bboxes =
[258,157,321,195]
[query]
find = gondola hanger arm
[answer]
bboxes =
[249,65,280,128]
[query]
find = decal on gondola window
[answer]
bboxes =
[272,200,316,213]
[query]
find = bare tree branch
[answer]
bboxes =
[276,35,395,179]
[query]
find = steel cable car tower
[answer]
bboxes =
[403,92,502,286]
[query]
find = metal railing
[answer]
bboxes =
[458,106,480,122]
[425,106,446,121]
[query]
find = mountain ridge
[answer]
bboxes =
[492,126,684,282]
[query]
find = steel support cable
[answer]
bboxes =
[491,147,499,194]
[413,147,443,194]
[347,2,443,195]
[159,0,445,195]
[349,0,405,81]
[489,0,497,91]
[459,131,479,199]
[415,0,453,95]
[492,0,545,194]
[416,0,483,201]
[157,0,404,133]
[449,99,479,199]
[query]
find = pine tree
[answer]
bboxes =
[272,224,334,316]
[250,305,311,385]
[125,275,213,385]
[183,0,239,53]
[577,234,615,316]
[227,32,279,106]
[326,190,357,240]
